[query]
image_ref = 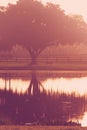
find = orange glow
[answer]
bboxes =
[42,77,87,96]
[1,77,87,95]
[0,78,29,93]
[79,112,87,127]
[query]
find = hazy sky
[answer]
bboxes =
[43,0,87,22]
[0,0,87,22]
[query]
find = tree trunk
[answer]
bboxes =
[28,73,45,96]
[28,73,40,96]
[31,55,37,65]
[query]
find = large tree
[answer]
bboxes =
[0,0,87,64]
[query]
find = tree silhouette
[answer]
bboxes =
[0,0,87,63]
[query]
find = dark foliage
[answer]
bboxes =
[0,0,87,63]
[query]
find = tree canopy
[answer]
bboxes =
[0,0,87,63]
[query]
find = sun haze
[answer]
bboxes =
[0,0,18,6]
[0,0,87,22]
[41,0,87,22]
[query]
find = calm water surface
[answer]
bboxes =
[0,70,87,126]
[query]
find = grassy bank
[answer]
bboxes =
[0,126,87,130]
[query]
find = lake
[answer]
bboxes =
[0,70,87,127]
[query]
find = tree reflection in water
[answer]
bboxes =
[0,72,86,125]
[28,72,45,96]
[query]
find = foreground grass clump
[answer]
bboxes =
[0,126,87,130]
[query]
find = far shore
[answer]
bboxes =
[0,62,87,71]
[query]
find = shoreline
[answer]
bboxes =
[0,125,85,130]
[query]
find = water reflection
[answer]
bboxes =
[0,78,29,93]
[80,112,87,127]
[0,70,87,126]
[43,77,87,96]
[0,71,87,96]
